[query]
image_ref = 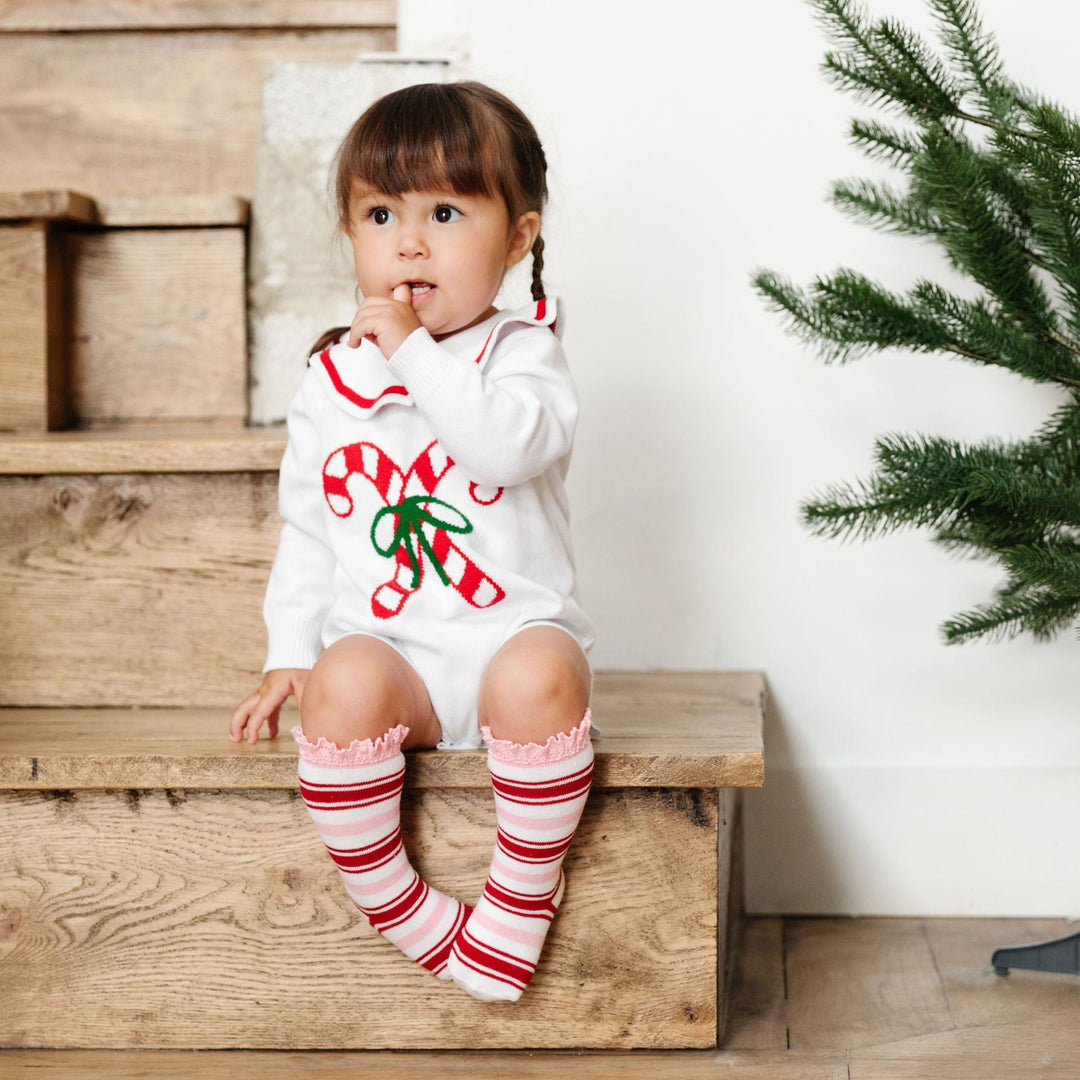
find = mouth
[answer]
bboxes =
[404,280,435,297]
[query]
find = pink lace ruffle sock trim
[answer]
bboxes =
[480,710,592,765]
[291,723,409,767]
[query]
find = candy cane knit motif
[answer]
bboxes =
[322,439,506,620]
[293,723,469,978]
[447,714,593,1001]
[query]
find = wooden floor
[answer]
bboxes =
[3,917,1078,1078]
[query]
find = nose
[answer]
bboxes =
[398,223,429,259]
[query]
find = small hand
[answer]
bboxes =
[348,284,422,358]
[229,668,309,745]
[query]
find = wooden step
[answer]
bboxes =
[0,420,284,474]
[0,1049,846,1080]
[0,672,763,1052]
[0,193,250,433]
[0,423,283,706]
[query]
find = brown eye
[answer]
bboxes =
[372,207,393,225]
[434,205,462,223]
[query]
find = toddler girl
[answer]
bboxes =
[229,81,594,1002]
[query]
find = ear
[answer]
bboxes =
[505,210,541,269]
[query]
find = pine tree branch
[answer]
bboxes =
[849,118,922,163]
[1046,328,1080,360]
[875,18,961,115]
[831,178,942,238]
[927,0,1006,113]
[941,340,1080,388]
[942,588,1080,643]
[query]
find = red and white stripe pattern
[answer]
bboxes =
[322,438,505,620]
[293,723,469,978]
[447,713,593,1001]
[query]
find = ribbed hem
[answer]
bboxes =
[291,723,409,766]
[264,616,324,672]
[386,328,461,406]
[481,710,592,764]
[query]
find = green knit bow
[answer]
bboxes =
[370,495,473,588]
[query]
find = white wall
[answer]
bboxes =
[400,0,1080,917]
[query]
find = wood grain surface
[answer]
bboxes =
[66,229,247,424]
[785,919,953,1051]
[0,224,50,431]
[0,190,96,223]
[93,195,250,228]
[0,673,766,790]
[0,1,395,31]
[0,1050,851,1080]
[0,1050,851,1079]
[0,472,277,706]
[0,786,720,1049]
[0,422,285,474]
[0,30,393,201]
[724,917,787,1050]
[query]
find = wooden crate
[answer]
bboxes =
[0,674,764,1050]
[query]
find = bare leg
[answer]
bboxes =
[293,634,466,978]
[300,633,442,749]
[478,625,590,745]
[449,626,593,1001]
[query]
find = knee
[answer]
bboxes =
[480,646,589,734]
[300,648,406,745]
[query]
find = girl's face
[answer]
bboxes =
[347,184,540,340]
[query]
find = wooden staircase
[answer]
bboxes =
[0,4,766,1057]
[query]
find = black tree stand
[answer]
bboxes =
[992,930,1080,976]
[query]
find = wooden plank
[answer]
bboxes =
[784,918,953,1051]
[0,1050,851,1079]
[848,1021,1080,1079]
[0,223,68,431]
[93,195,249,228]
[923,918,1080,1031]
[0,1,396,32]
[722,917,789,1050]
[67,229,247,424]
[0,786,718,1049]
[0,30,394,202]
[0,422,285,474]
[0,674,766,790]
[0,190,97,223]
[0,472,277,707]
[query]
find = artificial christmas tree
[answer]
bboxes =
[755,0,1080,646]
[755,0,1080,978]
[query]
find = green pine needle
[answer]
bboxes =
[758,0,1080,644]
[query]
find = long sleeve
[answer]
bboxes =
[385,325,578,488]
[262,370,337,671]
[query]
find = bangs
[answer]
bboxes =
[336,84,501,227]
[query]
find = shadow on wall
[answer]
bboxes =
[742,678,847,915]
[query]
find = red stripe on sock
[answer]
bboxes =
[454,928,533,990]
[325,829,403,873]
[490,763,594,804]
[495,828,575,864]
[418,901,472,973]
[366,875,428,932]
[482,877,560,918]
[299,768,405,808]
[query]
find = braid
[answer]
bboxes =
[530,234,545,301]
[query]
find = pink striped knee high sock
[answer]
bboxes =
[292,722,469,978]
[447,712,594,1001]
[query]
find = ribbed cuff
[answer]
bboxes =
[263,616,324,672]
[386,327,464,407]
